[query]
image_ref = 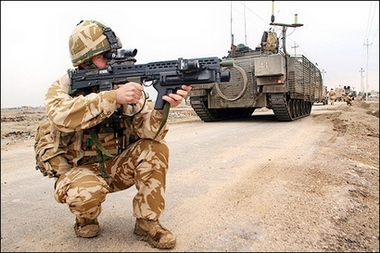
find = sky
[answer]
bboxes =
[1,1,379,108]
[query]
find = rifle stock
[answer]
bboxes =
[68,49,231,110]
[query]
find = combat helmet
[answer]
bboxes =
[69,20,122,67]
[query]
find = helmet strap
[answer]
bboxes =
[86,61,97,69]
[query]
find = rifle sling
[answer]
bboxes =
[153,102,170,140]
[89,128,114,179]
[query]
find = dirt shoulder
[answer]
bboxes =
[246,101,379,252]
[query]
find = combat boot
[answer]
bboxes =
[74,217,99,238]
[134,218,176,249]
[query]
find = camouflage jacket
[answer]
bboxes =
[34,73,168,178]
[329,90,336,98]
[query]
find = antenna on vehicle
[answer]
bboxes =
[244,2,247,45]
[270,0,303,56]
[230,1,236,57]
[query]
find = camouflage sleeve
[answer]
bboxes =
[45,73,117,132]
[123,92,168,141]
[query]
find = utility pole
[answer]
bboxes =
[359,68,365,98]
[291,41,299,56]
[363,39,372,101]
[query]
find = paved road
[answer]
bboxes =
[1,105,333,252]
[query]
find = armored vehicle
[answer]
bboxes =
[189,12,323,122]
[314,84,328,105]
[334,87,346,102]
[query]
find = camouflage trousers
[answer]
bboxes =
[54,139,169,221]
[329,96,336,105]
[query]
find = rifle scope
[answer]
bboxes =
[104,48,138,60]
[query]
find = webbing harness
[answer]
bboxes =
[89,99,169,179]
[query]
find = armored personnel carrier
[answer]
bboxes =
[189,9,323,122]
[314,84,328,105]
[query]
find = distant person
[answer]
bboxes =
[34,20,192,249]
[329,88,337,105]
[345,93,353,106]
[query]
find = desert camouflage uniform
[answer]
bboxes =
[345,93,353,106]
[329,89,337,105]
[35,72,169,221]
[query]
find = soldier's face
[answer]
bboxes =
[91,54,107,69]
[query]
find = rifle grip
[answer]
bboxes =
[154,95,166,110]
[153,85,174,110]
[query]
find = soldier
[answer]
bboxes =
[345,93,354,106]
[34,20,191,249]
[329,88,337,105]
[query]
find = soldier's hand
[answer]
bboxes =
[162,85,192,108]
[115,82,143,105]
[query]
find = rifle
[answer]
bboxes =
[68,49,232,174]
[68,48,231,110]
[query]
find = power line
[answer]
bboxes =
[361,1,378,68]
